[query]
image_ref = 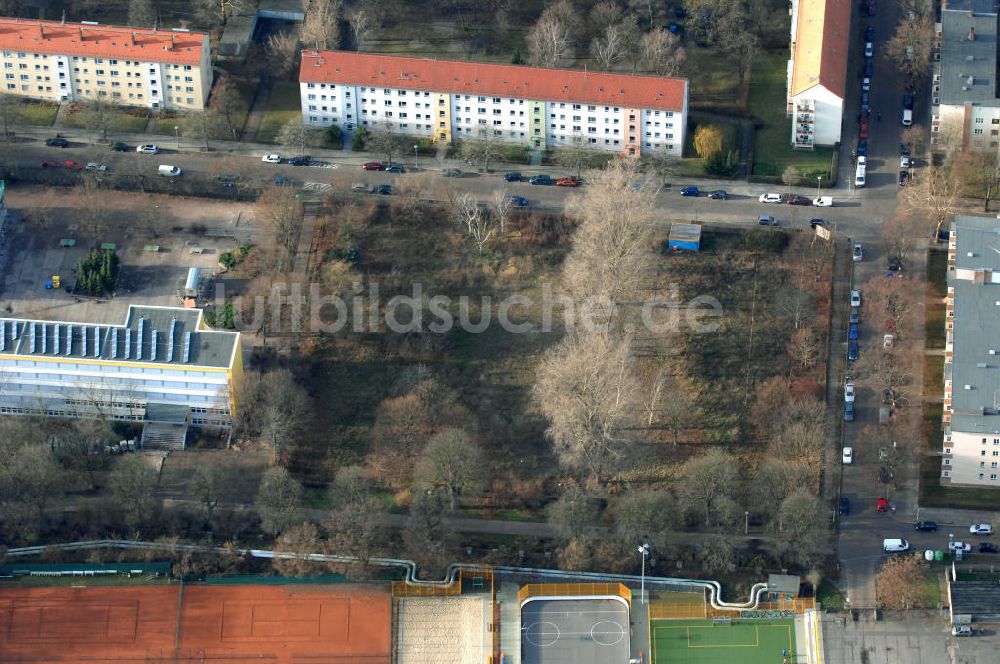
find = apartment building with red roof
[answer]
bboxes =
[299,50,688,157]
[786,0,851,149]
[0,18,212,111]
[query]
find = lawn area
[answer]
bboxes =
[60,105,149,133]
[925,249,947,348]
[921,447,1000,508]
[687,49,744,113]
[257,82,303,144]
[16,100,58,126]
[149,111,206,140]
[748,51,835,179]
[651,619,795,664]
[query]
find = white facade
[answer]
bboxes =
[300,80,684,156]
[790,85,844,148]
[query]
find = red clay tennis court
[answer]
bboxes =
[0,583,391,663]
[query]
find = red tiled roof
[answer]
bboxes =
[790,0,851,98]
[299,50,687,111]
[0,18,206,65]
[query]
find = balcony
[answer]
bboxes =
[797,114,813,123]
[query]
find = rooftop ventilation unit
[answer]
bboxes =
[150,330,158,361]
[65,325,72,356]
[124,328,130,359]
[53,324,60,355]
[29,323,35,354]
[40,324,46,355]
[111,328,118,359]
[136,318,144,361]
[93,327,100,358]
[182,331,192,363]
[0,322,6,353]
[167,319,177,361]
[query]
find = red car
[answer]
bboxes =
[361,162,383,171]
[787,194,811,206]
[555,176,580,187]
[63,160,84,171]
[877,497,888,513]
[859,122,869,139]
[41,160,61,168]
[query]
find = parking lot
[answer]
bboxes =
[1,185,254,324]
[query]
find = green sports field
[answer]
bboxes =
[650,619,796,664]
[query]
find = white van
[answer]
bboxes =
[901,109,912,126]
[158,164,181,177]
[883,538,910,552]
[855,164,866,188]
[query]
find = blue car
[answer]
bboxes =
[505,195,529,207]
[680,186,700,197]
[848,341,859,361]
[857,140,867,156]
[529,174,553,185]
[849,323,859,340]
[850,307,859,324]
[860,91,870,111]
[844,401,855,422]
[865,26,875,41]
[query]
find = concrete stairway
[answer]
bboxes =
[140,422,188,451]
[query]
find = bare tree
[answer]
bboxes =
[492,189,514,234]
[349,7,377,51]
[402,488,453,577]
[255,466,302,537]
[256,185,302,264]
[527,13,573,67]
[876,554,927,609]
[0,93,21,137]
[195,0,248,25]
[413,428,484,510]
[258,369,311,463]
[676,450,738,528]
[193,464,225,521]
[127,0,156,27]
[591,23,628,70]
[885,15,935,86]
[534,333,639,482]
[952,149,1000,211]
[460,127,506,172]
[277,119,321,156]
[266,32,300,80]
[452,193,497,252]
[78,98,116,141]
[554,133,603,179]
[208,74,246,141]
[612,489,678,550]
[901,164,961,239]
[273,521,325,576]
[301,0,343,51]
[768,490,828,566]
[881,212,924,272]
[546,487,601,543]
[108,456,159,528]
[639,27,686,76]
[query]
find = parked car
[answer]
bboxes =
[899,171,909,186]
[859,122,869,139]
[903,92,914,110]
[680,185,700,196]
[708,189,728,200]
[864,41,874,57]
[853,243,863,262]
[111,142,130,152]
[856,139,868,156]
[862,77,871,92]
[556,176,580,187]
[273,176,295,186]
[787,194,810,206]
[810,218,826,227]
[844,401,855,422]
[63,160,83,171]
[848,341,859,361]
[442,168,462,177]
[136,144,160,154]
[979,542,999,553]
[900,143,911,156]
[759,193,784,203]
[882,388,894,405]
[289,155,311,166]
[951,625,973,637]
[866,0,876,16]
[261,154,282,164]
[883,538,910,553]
[888,256,904,272]
[970,524,993,536]
[845,382,856,403]
[45,137,69,148]
[813,196,833,207]
[864,58,874,77]
[842,446,854,464]
[361,161,383,171]
[900,155,911,168]
[757,215,778,226]
[850,307,860,324]
[839,497,850,514]
[85,162,107,172]
[503,171,524,182]
[860,91,871,111]
[351,182,368,192]
[857,155,867,167]
[949,541,972,553]
[865,26,875,41]
[372,184,392,195]
[505,195,529,207]
[384,164,406,173]
[849,323,859,341]
[40,160,61,168]
[529,174,554,185]
[851,289,861,307]
[914,521,938,532]
[877,497,889,512]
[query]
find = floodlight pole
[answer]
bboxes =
[638,543,650,605]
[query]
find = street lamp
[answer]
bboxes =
[745,511,750,535]
[174,125,180,150]
[638,543,650,605]
[816,175,822,199]
[413,144,418,171]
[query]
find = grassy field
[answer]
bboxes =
[0,575,169,588]
[925,249,948,348]
[651,619,795,664]
[60,105,149,134]
[15,100,59,126]
[688,50,745,113]
[748,52,835,178]
[257,82,303,144]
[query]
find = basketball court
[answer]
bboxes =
[521,598,631,664]
[0,584,391,663]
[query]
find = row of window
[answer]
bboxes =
[2,51,194,71]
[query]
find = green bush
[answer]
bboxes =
[218,244,253,270]
[326,123,342,145]
[75,249,118,296]
[352,126,368,151]
[703,149,740,177]
[204,302,236,329]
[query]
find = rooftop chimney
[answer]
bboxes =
[970,26,977,40]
